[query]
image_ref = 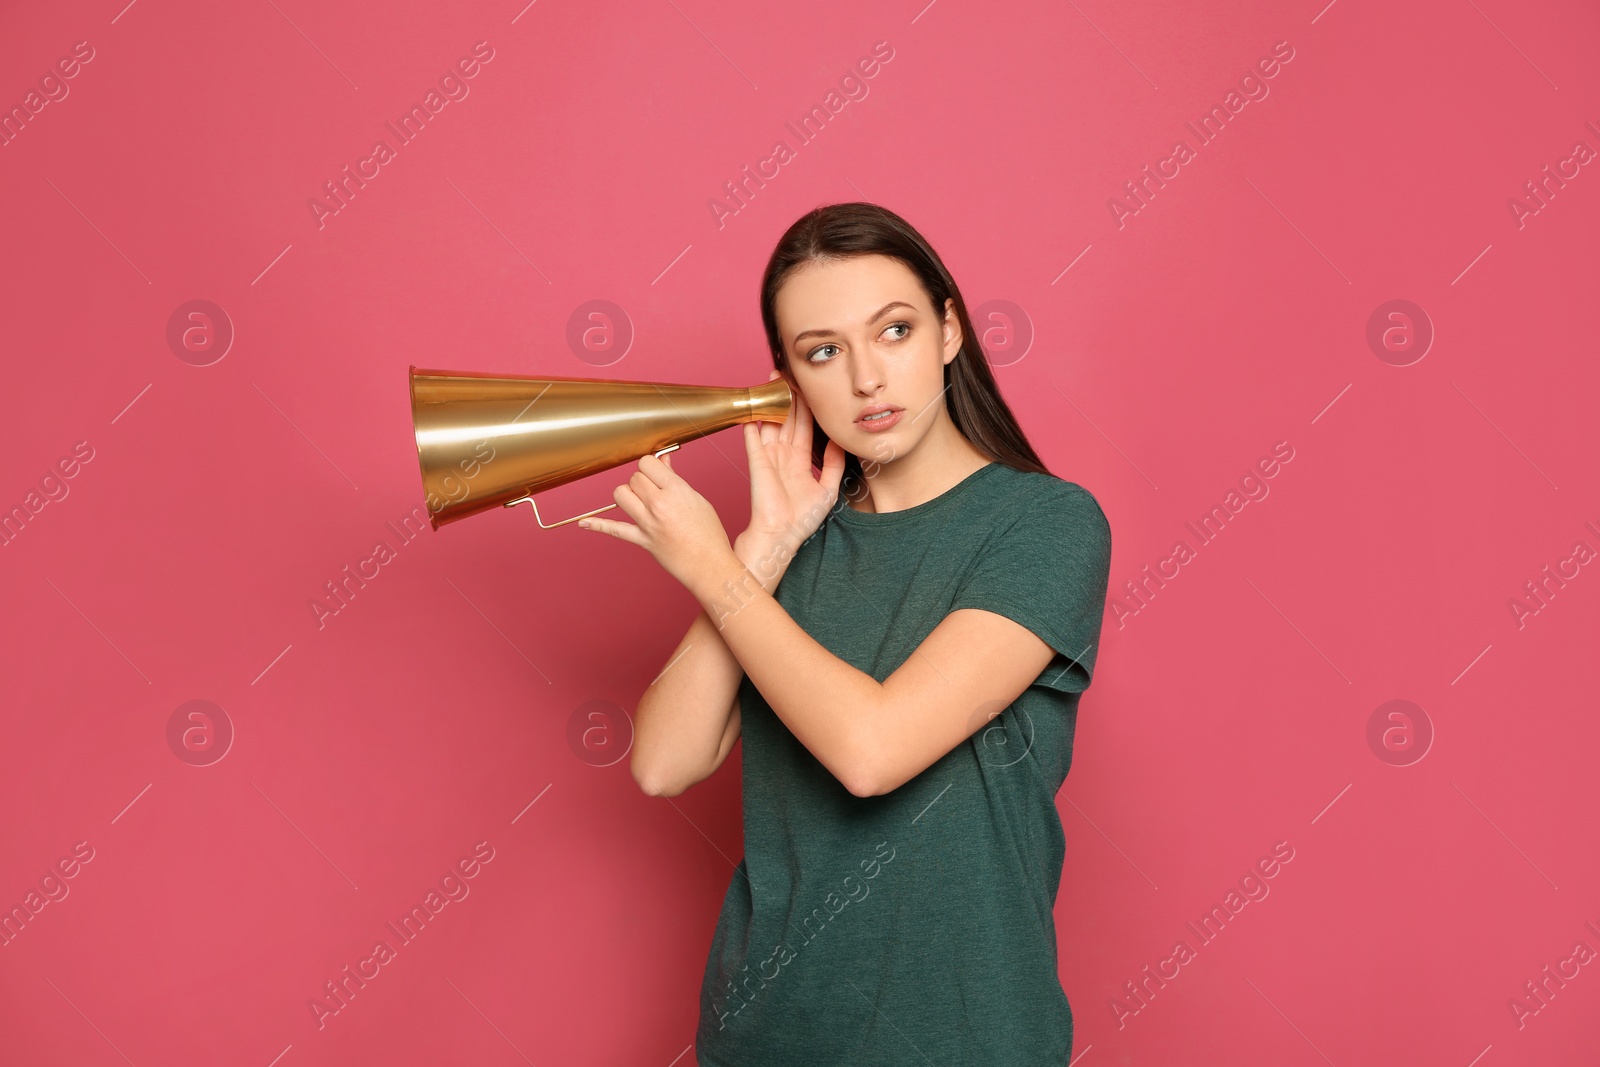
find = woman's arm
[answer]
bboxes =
[629,533,782,797]
[629,609,744,797]
[689,545,1057,797]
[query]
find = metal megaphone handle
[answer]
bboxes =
[502,443,683,529]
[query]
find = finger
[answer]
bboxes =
[611,482,648,523]
[575,513,645,546]
[787,378,812,446]
[630,463,667,497]
[637,453,675,490]
[784,375,812,447]
[820,437,848,495]
[745,421,773,464]
[773,372,797,445]
[763,368,788,446]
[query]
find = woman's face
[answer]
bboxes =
[772,254,962,469]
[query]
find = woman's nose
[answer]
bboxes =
[851,351,885,395]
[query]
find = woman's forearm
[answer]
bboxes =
[631,608,745,795]
[628,534,792,795]
[689,537,884,797]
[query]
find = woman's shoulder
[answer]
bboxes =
[987,464,1108,521]
[974,466,1112,561]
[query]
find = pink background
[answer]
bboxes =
[2,0,1598,1063]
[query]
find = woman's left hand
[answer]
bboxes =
[576,452,736,595]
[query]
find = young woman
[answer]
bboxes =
[578,202,1113,1065]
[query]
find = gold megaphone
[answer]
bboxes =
[408,366,792,531]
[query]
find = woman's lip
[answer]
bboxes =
[855,408,904,432]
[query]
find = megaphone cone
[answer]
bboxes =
[409,367,792,530]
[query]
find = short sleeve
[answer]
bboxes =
[949,481,1113,694]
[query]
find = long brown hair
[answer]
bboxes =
[759,202,1051,491]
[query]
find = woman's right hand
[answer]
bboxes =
[737,369,847,587]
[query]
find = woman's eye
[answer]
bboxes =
[807,343,840,363]
[884,322,910,340]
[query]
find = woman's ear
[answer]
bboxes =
[942,298,962,363]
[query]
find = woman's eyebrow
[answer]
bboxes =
[792,301,917,346]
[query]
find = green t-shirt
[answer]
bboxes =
[695,460,1114,1065]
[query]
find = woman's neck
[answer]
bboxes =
[845,432,993,515]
